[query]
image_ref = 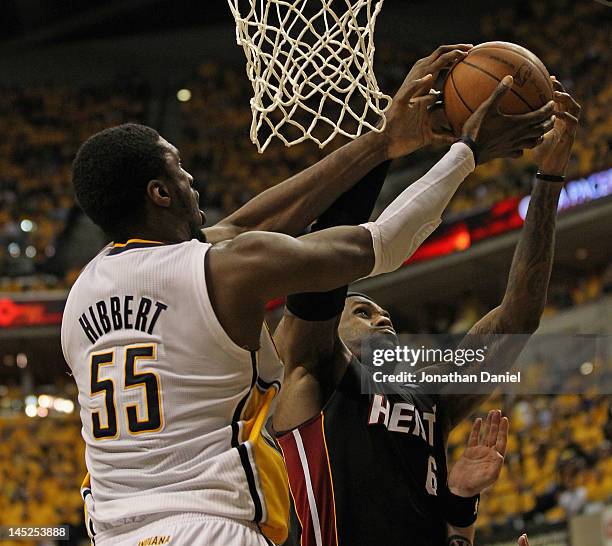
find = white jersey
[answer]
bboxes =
[61,239,289,545]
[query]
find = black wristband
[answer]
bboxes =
[460,136,479,165]
[442,488,480,528]
[536,172,565,182]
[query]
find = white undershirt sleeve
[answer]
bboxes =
[360,142,475,278]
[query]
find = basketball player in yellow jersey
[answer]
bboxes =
[63,43,554,545]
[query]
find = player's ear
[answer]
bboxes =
[147,179,171,207]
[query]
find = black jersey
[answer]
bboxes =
[277,359,449,546]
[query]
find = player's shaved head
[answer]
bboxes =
[72,123,168,237]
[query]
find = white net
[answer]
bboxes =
[227,0,392,152]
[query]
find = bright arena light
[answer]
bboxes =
[580,362,594,375]
[25,246,36,258]
[177,88,192,102]
[37,406,49,418]
[61,400,75,414]
[25,395,37,406]
[20,219,34,232]
[8,243,20,258]
[25,405,37,418]
[38,394,52,408]
[16,353,27,368]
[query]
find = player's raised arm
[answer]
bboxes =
[207,135,476,350]
[436,80,581,433]
[203,45,473,244]
[208,78,556,350]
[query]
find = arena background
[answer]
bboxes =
[0,0,610,545]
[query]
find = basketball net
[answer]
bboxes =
[227,0,392,152]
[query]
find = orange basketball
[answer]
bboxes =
[443,41,554,136]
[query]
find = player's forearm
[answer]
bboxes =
[499,180,562,332]
[438,181,562,429]
[361,142,475,277]
[446,523,475,546]
[216,130,389,237]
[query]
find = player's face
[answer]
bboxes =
[159,138,206,240]
[339,296,398,359]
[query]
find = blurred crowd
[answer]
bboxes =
[398,264,612,336]
[0,412,87,545]
[0,78,150,288]
[0,0,610,291]
[448,392,612,535]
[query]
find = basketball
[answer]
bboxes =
[443,41,554,136]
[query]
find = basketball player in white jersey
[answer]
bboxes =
[62,46,554,545]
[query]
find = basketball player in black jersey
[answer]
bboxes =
[273,80,580,546]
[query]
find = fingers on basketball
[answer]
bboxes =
[483,75,514,112]
[428,44,473,63]
[504,100,555,123]
[411,74,434,98]
[429,49,470,75]
[552,89,581,121]
[400,74,432,102]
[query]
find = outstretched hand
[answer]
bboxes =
[461,76,555,164]
[534,77,581,177]
[384,44,472,159]
[448,410,509,497]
